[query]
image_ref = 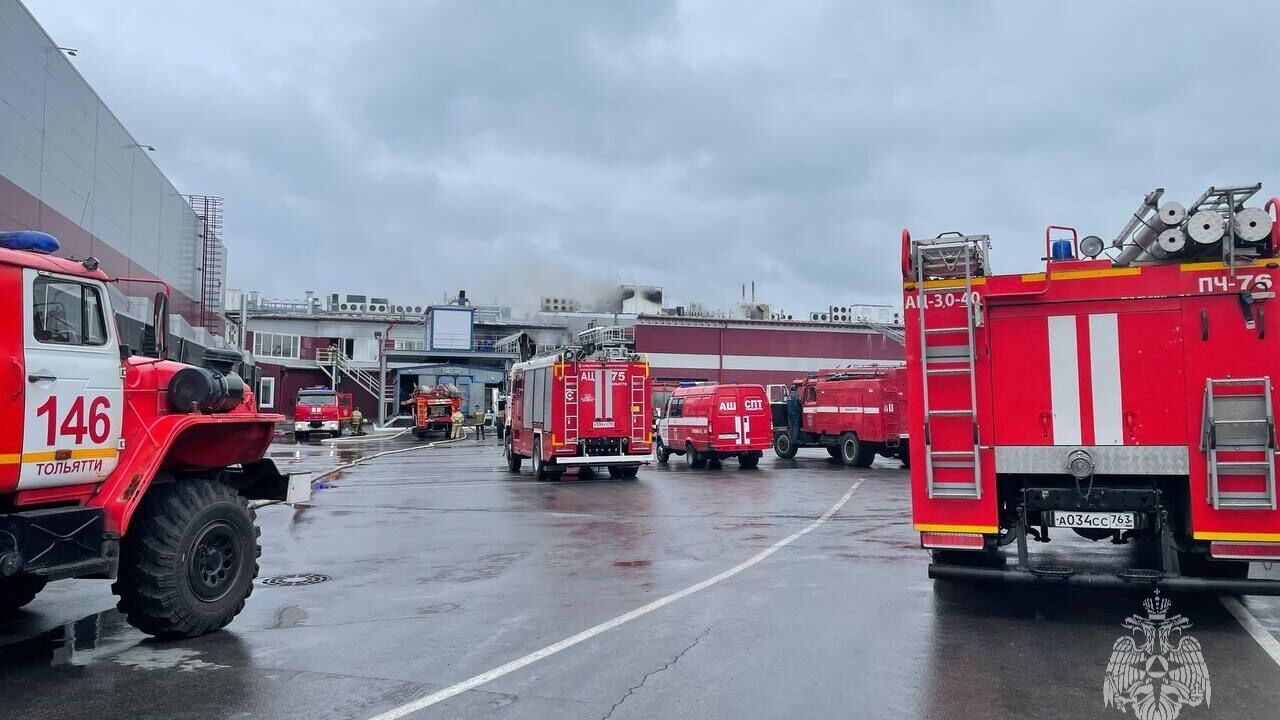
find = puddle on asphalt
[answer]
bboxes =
[1,608,248,672]
[0,609,135,667]
[612,559,653,568]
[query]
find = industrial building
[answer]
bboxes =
[225,289,574,420]
[0,1,227,353]
[229,283,905,426]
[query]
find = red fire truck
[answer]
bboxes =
[771,368,909,467]
[655,383,771,469]
[904,183,1280,594]
[292,386,353,440]
[0,231,308,635]
[504,347,652,480]
[407,383,462,439]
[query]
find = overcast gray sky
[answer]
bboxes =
[26,1,1280,315]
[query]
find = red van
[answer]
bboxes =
[655,384,771,469]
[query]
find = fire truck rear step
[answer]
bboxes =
[1203,377,1277,510]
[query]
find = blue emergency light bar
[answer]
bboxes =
[0,230,60,254]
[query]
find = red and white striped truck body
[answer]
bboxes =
[905,190,1280,594]
[771,368,908,467]
[504,349,652,480]
[656,383,771,469]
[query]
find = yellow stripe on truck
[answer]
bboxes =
[914,523,998,534]
[6,447,119,464]
[1193,531,1280,542]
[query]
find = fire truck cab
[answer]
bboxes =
[0,231,308,636]
[655,383,771,469]
[905,183,1280,595]
[504,347,651,480]
[772,368,908,467]
[293,386,353,440]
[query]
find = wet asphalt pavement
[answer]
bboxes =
[3,433,1280,719]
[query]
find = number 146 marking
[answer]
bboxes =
[35,395,111,445]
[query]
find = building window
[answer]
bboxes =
[258,376,276,408]
[253,332,300,359]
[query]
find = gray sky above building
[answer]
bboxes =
[27,0,1280,314]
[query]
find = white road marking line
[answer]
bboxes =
[1220,596,1280,667]
[365,479,864,719]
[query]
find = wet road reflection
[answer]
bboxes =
[0,442,1276,720]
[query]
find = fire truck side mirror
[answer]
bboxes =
[145,291,169,360]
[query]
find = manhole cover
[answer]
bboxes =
[263,573,331,587]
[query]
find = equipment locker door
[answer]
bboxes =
[21,269,123,489]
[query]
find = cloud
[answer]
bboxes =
[25,0,1280,316]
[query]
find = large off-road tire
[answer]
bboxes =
[113,478,260,639]
[773,433,798,459]
[505,435,522,472]
[686,442,707,469]
[608,465,640,479]
[738,452,761,470]
[0,575,47,616]
[899,441,911,469]
[837,432,861,466]
[655,441,671,464]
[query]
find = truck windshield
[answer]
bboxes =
[297,394,336,407]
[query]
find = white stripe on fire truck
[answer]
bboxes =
[802,406,882,414]
[663,418,708,427]
[1088,313,1123,445]
[1047,315,1082,445]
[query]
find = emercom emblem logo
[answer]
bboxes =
[1103,590,1211,720]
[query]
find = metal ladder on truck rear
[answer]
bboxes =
[563,369,579,446]
[913,234,988,499]
[630,373,648,446]
[1203,377,1277,509]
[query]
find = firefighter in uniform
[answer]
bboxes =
[350,407,365,435]
[473,405,486,441]
[451,407,464,439]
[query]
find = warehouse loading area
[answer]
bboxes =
[3,437,1279,720]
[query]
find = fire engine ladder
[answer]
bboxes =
[1203,377,1277,510]
[630,374,647,444]
[914,235,986,499]
[564,370,579,445]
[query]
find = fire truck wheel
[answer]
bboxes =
[1179,552,1250,579]
[608,465,640,480]
[532,438,563,480]
[686,440,706,468]
[826,446,841,459]
[655,440,670,464]
[773,433,798,459]
[0,575,47,615]
[899,443,911,469]
[113,478,259,639]
[854,447,876,468]
[294,432,310,442]
[738,453,760,470]
[837,432,861,466]
[505,436,522,472]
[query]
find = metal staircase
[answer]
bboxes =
[913,234,988,500]
[1203,377,1277,510]
[316,346,395,407]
